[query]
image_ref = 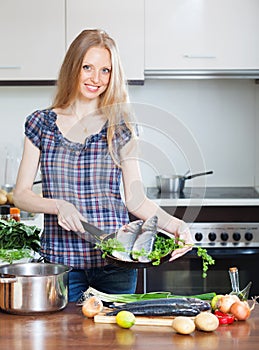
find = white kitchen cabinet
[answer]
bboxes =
[0,0,65,81]
[66,0,144,81]
[145,0,259,75]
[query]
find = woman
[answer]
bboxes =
[13,29,193,302]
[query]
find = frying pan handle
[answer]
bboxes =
[185,170,213,180]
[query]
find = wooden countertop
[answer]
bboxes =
[0,303,259,350]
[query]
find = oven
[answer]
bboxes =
[137,187,259,298]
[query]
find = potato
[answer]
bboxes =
[172,316,196,335]
[194,312,219,332]
[0,189,7,196]
[6,191,14,204]
[0,192,7,205]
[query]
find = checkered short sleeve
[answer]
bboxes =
[24,110,44,149]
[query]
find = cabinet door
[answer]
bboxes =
[145,0,259,71]
[66,0,144,81]
[0,0,65,80]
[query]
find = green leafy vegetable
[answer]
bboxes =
[0,219,41,263]
[96,234,215,278]
[0,248,33,264]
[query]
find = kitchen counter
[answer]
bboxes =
[0,303,259,350]
[147,187,259,206]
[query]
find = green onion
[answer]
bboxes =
[79,287,216,304]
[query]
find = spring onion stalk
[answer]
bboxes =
[79,287,216,305]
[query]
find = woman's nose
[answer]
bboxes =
[91,70,100,83]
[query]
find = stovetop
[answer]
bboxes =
[147,186,259,200]
[147,186,259,246]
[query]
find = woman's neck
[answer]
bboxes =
[71,98,99,120]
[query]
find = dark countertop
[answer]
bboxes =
[147,186,259,199]
[0,303,259,350]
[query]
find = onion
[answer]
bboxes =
[218,295,240,314]
[82,296,103,318]
[230,301,251,321]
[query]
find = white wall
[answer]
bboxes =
[0,86,55,186]
[129,79,258,188]
[0,79,258,189]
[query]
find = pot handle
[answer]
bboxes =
[185,170,213,180]
[0,273,17,284]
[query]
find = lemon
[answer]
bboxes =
[211,294,223,311]
[116,310,136,329]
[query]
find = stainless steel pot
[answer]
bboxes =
[156,171,213,193]
[0,263,72,315]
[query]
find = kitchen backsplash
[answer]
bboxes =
[0,80,258,189]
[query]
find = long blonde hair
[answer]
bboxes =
[51,29,136,162]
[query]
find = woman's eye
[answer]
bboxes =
[102,68,111,74]
[83,65,91,71]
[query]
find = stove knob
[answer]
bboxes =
[208,232,217,241]
[195,232,203,242]
[221,232,229,241]
[245,232,253,241]
[233,232,241,241]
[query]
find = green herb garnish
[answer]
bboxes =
[95,238,126,258]
[197,246,215,278]
[95,234,215,278]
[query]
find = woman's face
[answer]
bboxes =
[78,46,111,100]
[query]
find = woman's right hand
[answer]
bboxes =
[56,199,86,233]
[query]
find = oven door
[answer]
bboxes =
[144,248,259,297]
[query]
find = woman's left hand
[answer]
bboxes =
[169,222,194,262]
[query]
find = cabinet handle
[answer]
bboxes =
[0,66,21,69]
[183,54,216,59]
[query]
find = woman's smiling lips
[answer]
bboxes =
[85,84,99,92]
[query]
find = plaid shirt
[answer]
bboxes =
[25,109,131,268]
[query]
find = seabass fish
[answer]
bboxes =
[132,216,158,262]
[142,215,158,233]
[106,303,200,317]
[112,220,143,261]
[111,297,211,312]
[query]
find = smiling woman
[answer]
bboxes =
[13,28,193,304]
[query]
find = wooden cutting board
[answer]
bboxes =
[94,313,177,326]
[94,314,175,326]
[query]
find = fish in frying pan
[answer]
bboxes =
[111,220,143,261]
[131,216,158,262]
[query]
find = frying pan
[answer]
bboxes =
[156,170,213,193]
[80,221,173,269]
